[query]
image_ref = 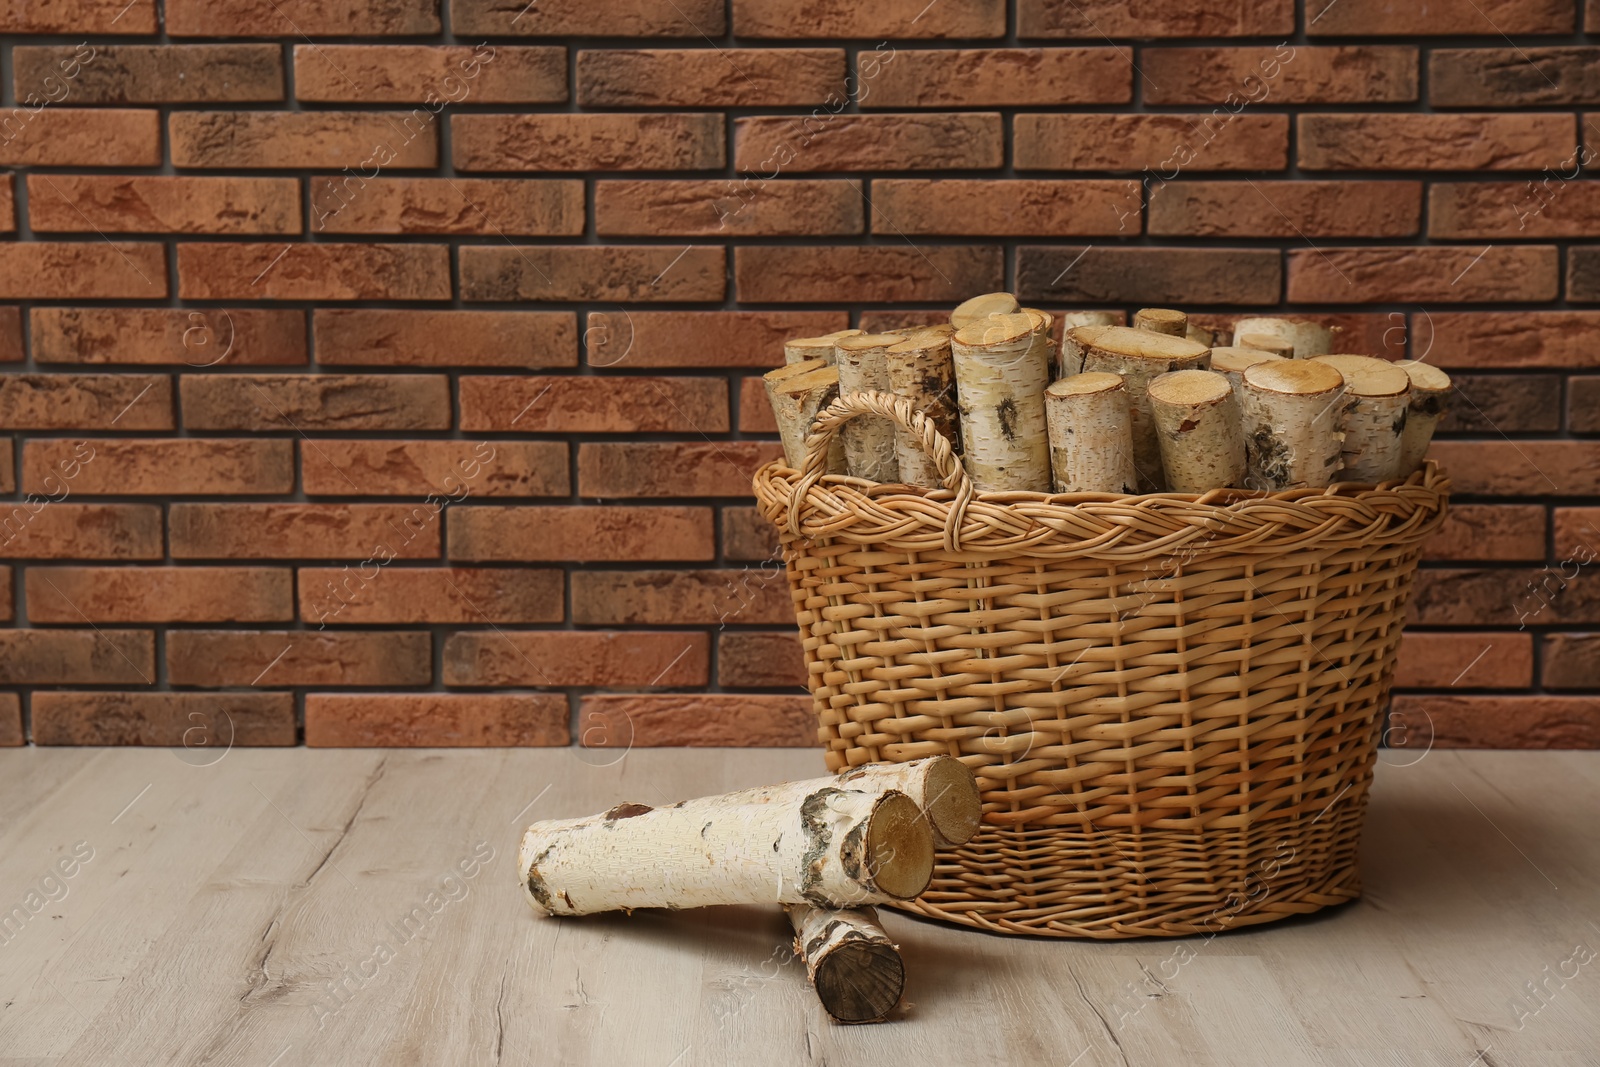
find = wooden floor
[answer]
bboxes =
[0,746,1596,1067]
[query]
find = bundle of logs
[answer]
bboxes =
[763,295,1454,496]
[518,756,981,1024]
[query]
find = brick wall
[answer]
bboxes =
[2,0,1597,751]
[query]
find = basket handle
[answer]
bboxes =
[787,390,975,549]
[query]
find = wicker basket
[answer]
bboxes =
[753,392,1451,938]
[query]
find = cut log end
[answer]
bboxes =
[813,937,905,1024]
[836,755,982,849]
[1133,308,1188,336]
[1237,332,1296,360]
[949,291,1020,330]
[858,791,934,901]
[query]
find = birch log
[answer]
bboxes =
[1232,317,1337,358]
[1239,359,1347,491]
[1134,308,1188,337]
[1148,369,1248,494]
[835,755,981,849]
[835,333,903,483]
[1394,360,1453,476]
[1209,346,1284,400]
[1078,325,1213,493]
[1311,354,1412,483]
[1187,321,1232,348]
[786,329,863,366]
[787,904,903,1024]
[951,312,1052,491]
[1023,308,1055,383]
[764,360,844,472]
[1058,323,1115,378]
[1058,311,1121,332]
[1237,332,1296,360]
[519,780,934,917]
[884,332,960,486]
[1044,373,1138,495]
[949,292,1020,331]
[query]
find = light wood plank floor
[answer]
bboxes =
[0,746,1595,1066]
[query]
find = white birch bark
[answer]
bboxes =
[785,329,863,366]
[1148,369,1248,493]
[884,333,960,487]
[951,312,1052,492]
[1232,316,1337,358]
[1077,325,1213,493]
[1209,346,1285,404]
[1044,372,1138,495]
[1239,359,1347,490]
[1311,354,1412,483]
[764,359,845,472]
[1394,360,1453,476]
[787,904,903,1024]
[835,333,903,482]
[1058,323,1116,378]
[949,292,1020,331]
[1134,308,1188,337]
[834,755,981,848]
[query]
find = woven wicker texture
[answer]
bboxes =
[754,392,1451,938]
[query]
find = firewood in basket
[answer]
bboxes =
[835,333,905,483]
[834,755,981,849]
[1148,369,1248,494]
[1209,346,1285,403]
[1311,355,1412,484]
[1232,316,1337,358]
[1236,332,1296,360]
[1239,359,1346,490]
[1045,372,1138,495]
[885,331,960,487]
[1133,307,1188,337]
[951,312,1053,492]
[785,329,863,366]
[1394,360,1452,476]
[1076,325,1213,493]
[518,779,935,917]
[949,291,1020,331]
[1058,323,1115,379]
[1187,320,1233,348]
[787,904,904,1024]
[764,359,845,472]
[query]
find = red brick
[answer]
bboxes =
[867,48,1130,108]
[1020,0,1291,36]
[1444,374,1560,434]
[734,114,1002,172]
[1575,247,1600,303]
[1421,312,1600,369]
[178,243,450,302]
[23,439,293,496]
[1148,181,1420,238]
[27,566,293,623]
[1144,46,1416,105]
[719,631,806,688]
[595,179,863,237]
[454,113,722,171]
[0,375,172,430]
[572,568,792,625]
[1573,379,1600,431]
[1018,247,1281,305]
[0,440,11,492]
[444,631,709,687]
[1307,0,1571,35]
[168,630,431,687]
[1388,696,1599,749]
[0,695,18,747]
[578,443,783,498]
[0,504,161,560]
[307,694,568,747]
[167,0,439,35]
[723,507,781,563]
[297,567,563,625]
[31,308,307,366]
[736,246,1003,303]
[1554,509,1600,559]
[1431,182,1600,240]
[1424,505,1546,562]
[301,440,569,498]
[454,0,723,36]
[0,177,11,232]
[459,245,725,303]
[873,179,1138,236]
[0,630,153,684]
[739,377,777,433]
[1287,246,1557,304]
[171,503,443,560]
[32,693,295,747]
[0,109,160,166]
[295,45,564,103]
[2,0,156,32]
[1299,114,1575,171]
[449,506,714,562]
[460,375,726,433]
[585,311,848,369]
[0,242,165,299]
[1431,442,1600,496]
[1393,632,1532,688]
[578,48,844,107]
[13,44,283,103]
[1432,48,1600,107]
[0,307,20,362]
[182,374,450,432]
[579,694,813,747]
[314,309,575,370]
[734,0,1002,37]
[1540,633,1600,689]
[28,175,300,236]
[1016,114,1288,171]
[170,111,437,169]
[310,177,583,236]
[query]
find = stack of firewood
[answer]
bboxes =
[763,295,1453,496]
[518,757,980,1024]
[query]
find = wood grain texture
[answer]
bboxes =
[0,748,1595,1064]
